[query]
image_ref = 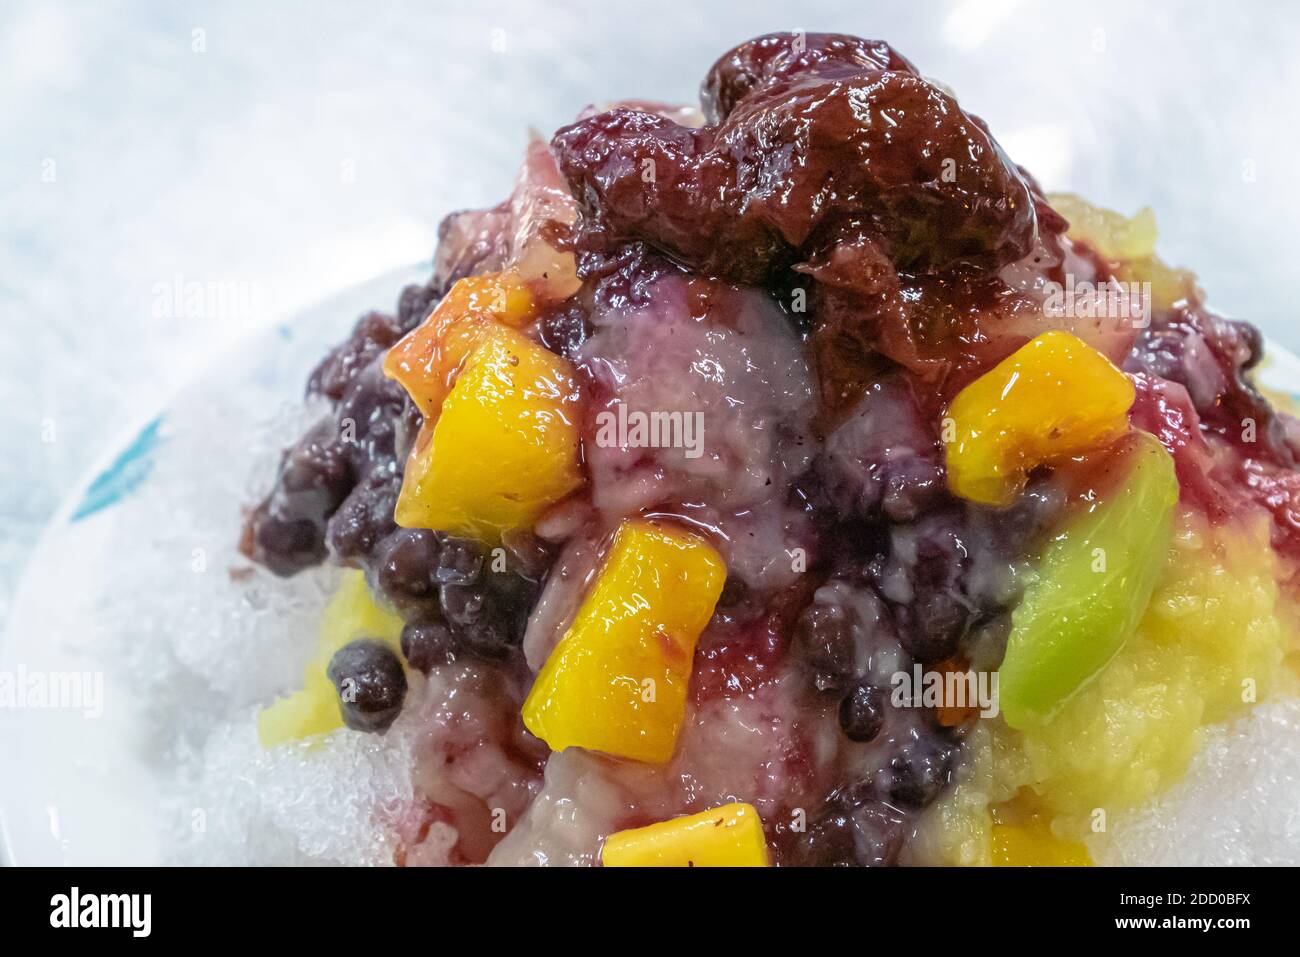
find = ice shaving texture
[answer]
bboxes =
[78,304,441,865]
[172,703,423,866]
[1095,696,1300,866]
[92,385,339,734]
[173,658,539,866]
[909,509,1291,865]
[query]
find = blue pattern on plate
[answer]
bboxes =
[71,416,165,522]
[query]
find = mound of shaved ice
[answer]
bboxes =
[68,275,441,866]
[171,705,423,866]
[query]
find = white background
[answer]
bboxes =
[2,0,1298,626]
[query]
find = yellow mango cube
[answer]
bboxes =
[602,802,770,867]
[945,331,1135,506]
[395,325,584,542]
[257,571,404,748]
[522,520,725,764]
[991,821,1093,867]
[384,271,536,418]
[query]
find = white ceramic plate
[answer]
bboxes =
[3,268,1298,866]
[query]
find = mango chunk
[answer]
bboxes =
[991,821,1093,867]
[257,571,404,748]
[522,520,725,764]
[999,431,1179,729]
[602,803,770,867]
[383,271,535,418]
[395,325,584,542]
[945,331,1135,506]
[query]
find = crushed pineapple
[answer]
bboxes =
[910,509,1289,865]
[395,325,584,542]
[991,820,1093,867]
[1049,193,1158,261]
[257,571,404,748]
[522,519,726,764]
[1048,193,1200,313]
[602,802,770,867]
[945,331,1135,506]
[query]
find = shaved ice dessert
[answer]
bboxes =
[233,32,1300,866]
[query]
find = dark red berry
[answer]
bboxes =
[440,582,486,626]
[838,682,885,742]
[375,528,440,604]
[327,639,407,734]
[434,537,484,585]
[793,600,856,692]
[885,732,953,809]
[401,619,458,672]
